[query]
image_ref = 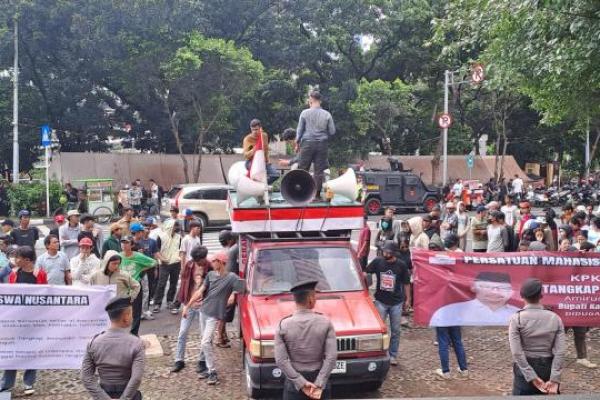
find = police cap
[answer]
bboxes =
[290,279,318,294]
[105,296,131,312]
[520,278,542,299]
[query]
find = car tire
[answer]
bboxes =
[244,352,266,399]
[194,213,208,229]
[423,197,438,213]
[365,198,382,215]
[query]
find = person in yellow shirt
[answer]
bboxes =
[242,119,279,184]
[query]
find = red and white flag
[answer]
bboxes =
[249,129,267,184]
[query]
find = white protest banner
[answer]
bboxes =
[0,284,115,369]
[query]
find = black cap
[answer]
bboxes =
[422,215,432,222]
[381,240,398,254]
[1,219,14,227]
[104,296,132,312]
[475,271,511,283]
[290,279,318,293]
[520,278,543,298]
[120,235,134,243]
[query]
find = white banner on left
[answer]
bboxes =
[0,284,116,370]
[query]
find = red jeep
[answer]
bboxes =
[229,195,390,398]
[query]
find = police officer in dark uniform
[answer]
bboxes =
[508,278,565,396]
[81,296,146,400]
[274,280,337,400]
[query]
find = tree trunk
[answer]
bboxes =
[192,129,206,183]
[499,118,508,181]
[162,94,190,183]
[431,133,443,185]
[493,132,501,183]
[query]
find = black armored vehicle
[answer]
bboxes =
[356,158,440,215]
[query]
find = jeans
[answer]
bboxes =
[572,327,589,359]
[175,308,206,362]
[436,327,468,373]
[1,369,37,389]
[374,300,402,359]
[244,160,280,185]
[153,263,180,306]
[297,140,329,198]
[130,288,143,336]
[200,313,219,373]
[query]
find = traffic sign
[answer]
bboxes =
[466,154,474,169]
[471,63,485,83]
[41,125,52,147]
[438,113,453,129]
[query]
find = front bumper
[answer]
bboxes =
[245,354,390,391]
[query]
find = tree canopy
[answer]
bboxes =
[0,0,598,181]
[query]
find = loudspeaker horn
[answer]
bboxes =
[281,169,316,206]
[236,175,267,205]
[324,168,358,202]
[227,161,248,187]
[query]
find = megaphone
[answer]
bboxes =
[281,169,316,206]
[236,175,267,205]
[323,168,358,202]
[227,161,248,187]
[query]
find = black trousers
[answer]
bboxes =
[141,268,158,308]
[283,370,331,400]
[512,357,557,396]
[153,262,180,306]
[101,383,142,400]
[297,140,329,198]
[130,289,143,336]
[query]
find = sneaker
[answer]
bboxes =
[140,313,147,320]
[576,358,598,368]
[152,304,161,313]
[207,372,220,385]
[171,361,185,373]
[433,341,438,346]
[170,307,179,315]
[198,371,210,380]
[144,311,155,320]
[23,385,35,395]
[196,360,207,374]
[400,316,410,327]
[435,369,451,380]
[457,368,469,378]
[390,358,399,366]
[0,388,11,393]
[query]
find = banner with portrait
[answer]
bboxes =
[0,284,115,369]
[412,249,600,327]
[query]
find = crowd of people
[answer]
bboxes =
[0,203,243,395]
[359,187,600,395]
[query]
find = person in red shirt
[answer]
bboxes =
[357,215,371,270]
[2,246,47,396]
[516,201,533,240]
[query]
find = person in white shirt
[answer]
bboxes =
[429,271,519,327]
[501,195,518,228]
[487,211,509,252]
[70,238,101,286]
[511,174,524,200]
[451,179,463,199]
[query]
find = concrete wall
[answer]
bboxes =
[49,152,527,189]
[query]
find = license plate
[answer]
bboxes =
[331,360,346,374]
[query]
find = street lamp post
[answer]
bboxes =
[12,16,19,184]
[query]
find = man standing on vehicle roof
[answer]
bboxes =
[242,119,279,184]
[296,90,336,201]
[275,279,337,400]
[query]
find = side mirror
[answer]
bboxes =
[235,278,247,295]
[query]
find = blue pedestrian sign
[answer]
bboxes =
[466,154,474,169]
[41,125,52,147]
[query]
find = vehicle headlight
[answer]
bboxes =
[249,339,275,359]
[357,334,385,352]
[382,334,390,350]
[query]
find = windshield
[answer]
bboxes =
[251,247,363,294]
